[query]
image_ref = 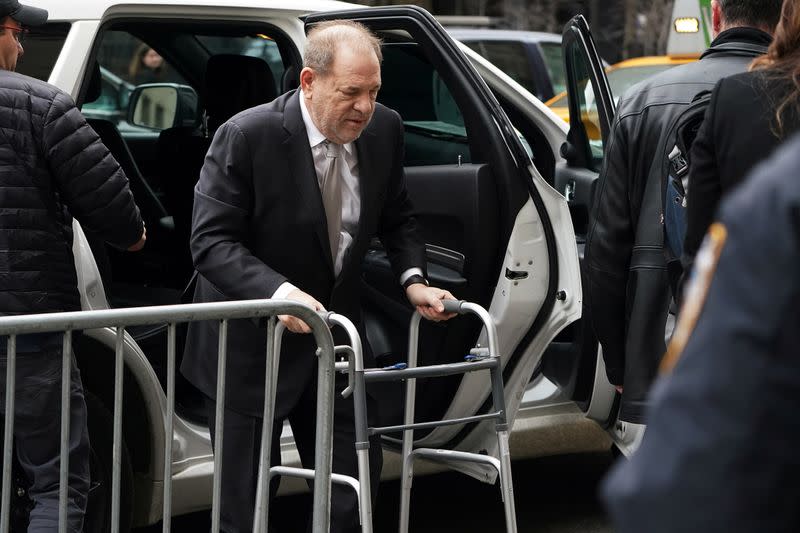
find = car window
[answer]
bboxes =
[83,32,188,131]
[76,20,299,298]
[15,23,70,81]
[378,44,471,167]
[539,42,566,95]
[472,40,538,97]
[566,41,604,165]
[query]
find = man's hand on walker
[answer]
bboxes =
[405,284,458,322]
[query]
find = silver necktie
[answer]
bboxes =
[321,141,343,263]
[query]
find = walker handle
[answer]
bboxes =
[441,299,466,315]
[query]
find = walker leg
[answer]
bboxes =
[356,448,373,533]
[398,452,416,533]
[497,430,518,533]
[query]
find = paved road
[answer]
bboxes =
[135,452,615,532]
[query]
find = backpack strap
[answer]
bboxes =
[658,92,714,299]
[700,41,769,59]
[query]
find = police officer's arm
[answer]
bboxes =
[41,91,145,250]
[585,113,634,386]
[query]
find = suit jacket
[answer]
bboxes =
[181,90,426,417]
[682,71,800,276]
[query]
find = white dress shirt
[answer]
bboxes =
[271,92,423,299]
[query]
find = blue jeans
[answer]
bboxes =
[1,334,90,533]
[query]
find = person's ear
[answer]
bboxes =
[711,0,724,37]
[299,67,315,97]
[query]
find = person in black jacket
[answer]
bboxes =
[682,0,800,290]
[0,1,146,530]
[584,0,781,425]
[603,131,800,533]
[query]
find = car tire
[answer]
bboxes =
[84,391,134,533]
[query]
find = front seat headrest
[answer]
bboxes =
[205,54,277,131]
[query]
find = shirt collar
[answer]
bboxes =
[299,89,355,156]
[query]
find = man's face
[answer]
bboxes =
[304,46,381,145]
[0,16,23,71]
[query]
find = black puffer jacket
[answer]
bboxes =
[585,28,771,423]
[0,70,143,316]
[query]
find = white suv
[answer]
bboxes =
[15,2,628,530]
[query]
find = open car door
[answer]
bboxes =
[304,6,582,475]
[545,15,617,425]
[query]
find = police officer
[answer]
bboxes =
[602,132,800,533]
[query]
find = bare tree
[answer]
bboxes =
[503,0,559,32]
[641,0,675,55]
[622,0,638,57]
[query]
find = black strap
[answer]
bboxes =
[700,41,768,59]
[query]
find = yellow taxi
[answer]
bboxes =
[546,55,699,124]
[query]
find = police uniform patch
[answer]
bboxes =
[660,222,728,374]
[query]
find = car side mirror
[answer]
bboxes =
[127,83,199,130]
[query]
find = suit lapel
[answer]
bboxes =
[282,92,335,274]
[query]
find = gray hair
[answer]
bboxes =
[304,20,383,76]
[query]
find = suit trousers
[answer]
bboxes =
[205,373,382,533]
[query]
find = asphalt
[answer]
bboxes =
[136,451,616,532]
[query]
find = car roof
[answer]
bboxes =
[445,28,561,44]
[34,0,360,21]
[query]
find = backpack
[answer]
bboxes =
[661,90,712,297]
[660,41,769,298]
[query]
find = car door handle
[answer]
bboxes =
[563,180,576,202]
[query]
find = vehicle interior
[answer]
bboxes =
[18,10,604,453]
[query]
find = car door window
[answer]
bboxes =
[474,41,538,97]
[378,43,472,166]
[82,33,187,130]
[15,22,70,82]
[569,44,604,161]
[539,42,566,95]
[562,16,614,172]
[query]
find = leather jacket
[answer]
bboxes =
[585,28,771,423]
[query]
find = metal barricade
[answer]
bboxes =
[0,299,338,533]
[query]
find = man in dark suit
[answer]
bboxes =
[181,20,455,533]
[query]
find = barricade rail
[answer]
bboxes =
[0,300,339,533]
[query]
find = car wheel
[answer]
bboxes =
[84,391,134,533]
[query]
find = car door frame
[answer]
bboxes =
[547,14,618,424]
